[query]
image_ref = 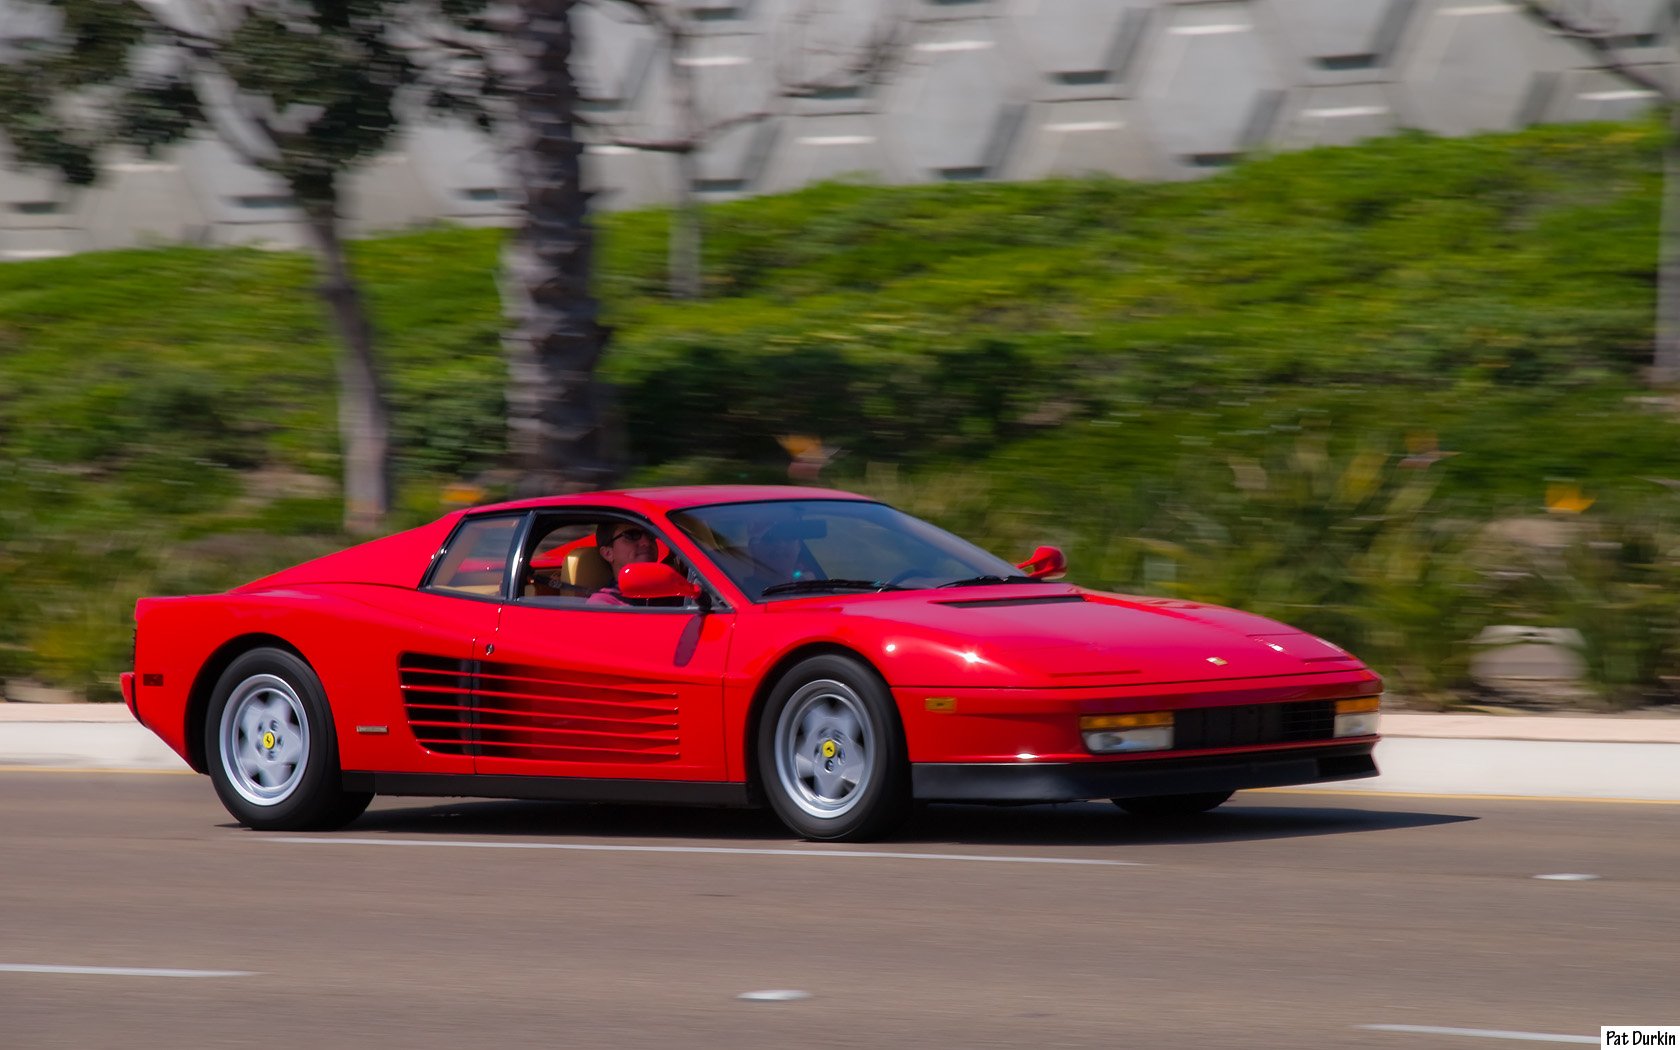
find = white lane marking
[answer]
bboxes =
[0,964,254,978]
[1360,1024,1596,1044]
[1534,873,1601,881]
[268,837,1143,867]
[738,989,811,1002]
[1256,787,1680,807]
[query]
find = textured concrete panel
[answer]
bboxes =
[884,18,1031,179]
[174,138,299,226]
[0,137,91,259]
[1576,0,1675,52]
[341,152,448,238]
[911,0,1001,22]
[573,3,660,111]
[678,0,766,33]
[687,30,781,128]
[0,161,77,232]
[758,112,901,191]
[1007,0,1155,101]
[1012,99,1167,181]
[1398,3,1579,136]
[693,119,780,196]
[0,225,88,260]
[79,154,209,250]
[1264,0,1419,85]
[583,144,679,212]
[1274,83,1402,150]
[0,0,57,59]
[404,121,515,224]
[1542,67,1666,123]
[1139,3,1290,168]
[768,0,902,116]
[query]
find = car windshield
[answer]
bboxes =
[671,499,1029,601]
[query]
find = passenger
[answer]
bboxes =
[738,520,810,597]
[587,522,660,606]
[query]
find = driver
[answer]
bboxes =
[588,522,659,605]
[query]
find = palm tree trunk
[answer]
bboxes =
[299,197,390,536]
[500,0,616,493]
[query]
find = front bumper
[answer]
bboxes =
[911,740,1377,802]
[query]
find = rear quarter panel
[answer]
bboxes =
[133,585,498,775]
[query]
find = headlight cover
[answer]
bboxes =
[1080,712,1173,754]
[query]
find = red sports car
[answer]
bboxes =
[124,485,1381,841]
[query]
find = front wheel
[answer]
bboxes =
[757,654,908,842]
[205,648,371,831]
[1112,791,1233,818]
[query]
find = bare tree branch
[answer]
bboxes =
[1515,0,1672,98]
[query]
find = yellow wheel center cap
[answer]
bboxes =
[821,740,837,759]
[261,730,276,750]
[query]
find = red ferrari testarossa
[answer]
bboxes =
[125,486,1381,840]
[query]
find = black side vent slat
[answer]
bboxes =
[399,653,475,755]
[1175,700,1337,750]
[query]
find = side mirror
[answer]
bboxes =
[1016,545,1067,580]
[618,562,702,601]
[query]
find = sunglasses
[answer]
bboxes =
[610,527,651,544]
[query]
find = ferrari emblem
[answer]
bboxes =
[1206,656,1228,667]
[261,730,276,750]
[821,740,837,759]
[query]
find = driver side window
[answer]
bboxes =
[518,515,702,610]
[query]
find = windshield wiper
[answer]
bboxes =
[760,578,906,596]
[937,574,1044,588]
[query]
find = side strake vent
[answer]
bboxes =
[398,654,680,762]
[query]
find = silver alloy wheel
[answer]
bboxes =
[218,673,311,807]
[773,678,876,819]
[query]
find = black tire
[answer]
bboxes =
[757,654,909,842]
[204,648,372,831]
[1112,791,1234,819]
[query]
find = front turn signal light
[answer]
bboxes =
[1333,695,1381,738]
[1081,711,1174,754]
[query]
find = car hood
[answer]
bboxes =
[800,586,1367,687]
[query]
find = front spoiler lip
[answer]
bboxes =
[911,741,1378,802]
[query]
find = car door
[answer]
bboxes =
[473,513,735,782]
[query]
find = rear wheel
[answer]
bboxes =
[205,648,371,831]
[1112,791,1233,818]
[758,654,908,842]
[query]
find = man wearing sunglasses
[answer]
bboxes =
[587,522,662,606]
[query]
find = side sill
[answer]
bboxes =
[342,771,753,808]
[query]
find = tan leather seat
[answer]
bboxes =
[567,546,616,591]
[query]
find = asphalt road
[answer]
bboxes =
[2,772,1674,1050]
